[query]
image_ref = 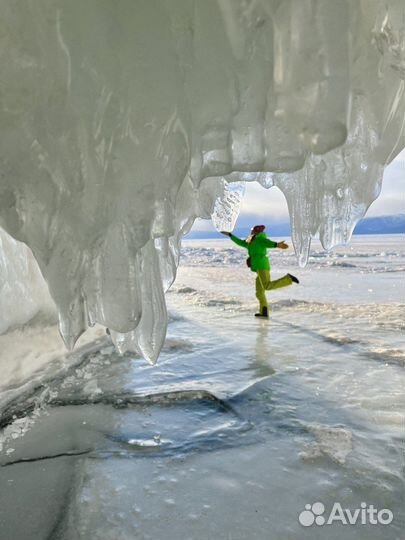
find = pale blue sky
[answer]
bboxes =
[193,149,405,232]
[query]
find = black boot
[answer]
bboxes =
[288,273,299,284]
[255,306,269,318]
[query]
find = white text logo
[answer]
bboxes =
[299,502,393,527]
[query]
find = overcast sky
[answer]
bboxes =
[192,149,405,232]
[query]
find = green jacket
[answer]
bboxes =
[229,232,277,271]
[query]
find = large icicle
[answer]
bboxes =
[0,0,404,361]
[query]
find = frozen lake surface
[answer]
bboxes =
[0,235,404,540]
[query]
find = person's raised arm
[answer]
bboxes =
[261,237,288,249]
[221,231,248,248]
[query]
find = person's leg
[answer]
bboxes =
[255,271,268,314]
[267,273,293,290]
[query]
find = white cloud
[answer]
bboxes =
[240,183,288,219]
[191,218,216,231]
[368,150,405,216]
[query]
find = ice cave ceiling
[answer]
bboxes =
[0,0,404,361]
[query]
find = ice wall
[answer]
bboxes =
[0,0,404,362]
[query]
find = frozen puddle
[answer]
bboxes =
[1,373,404,539]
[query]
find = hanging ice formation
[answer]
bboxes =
[0,1,404,362]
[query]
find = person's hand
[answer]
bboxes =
[221,231,231,236]
[277,241,288,249]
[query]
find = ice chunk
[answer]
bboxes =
[300,423,353,465]
[0,1,403,360]
[111,241,167,364]
[0,228,55,335]
[272,88,385,264]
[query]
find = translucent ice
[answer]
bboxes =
[0,1,403,360]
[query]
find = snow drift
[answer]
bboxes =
[0,0,404,362]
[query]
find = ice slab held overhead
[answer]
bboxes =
[0,1,404,361]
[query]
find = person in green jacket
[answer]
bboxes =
[221,224,299,318]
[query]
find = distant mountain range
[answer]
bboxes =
[187,214,405,239]
[353,214,405,235]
